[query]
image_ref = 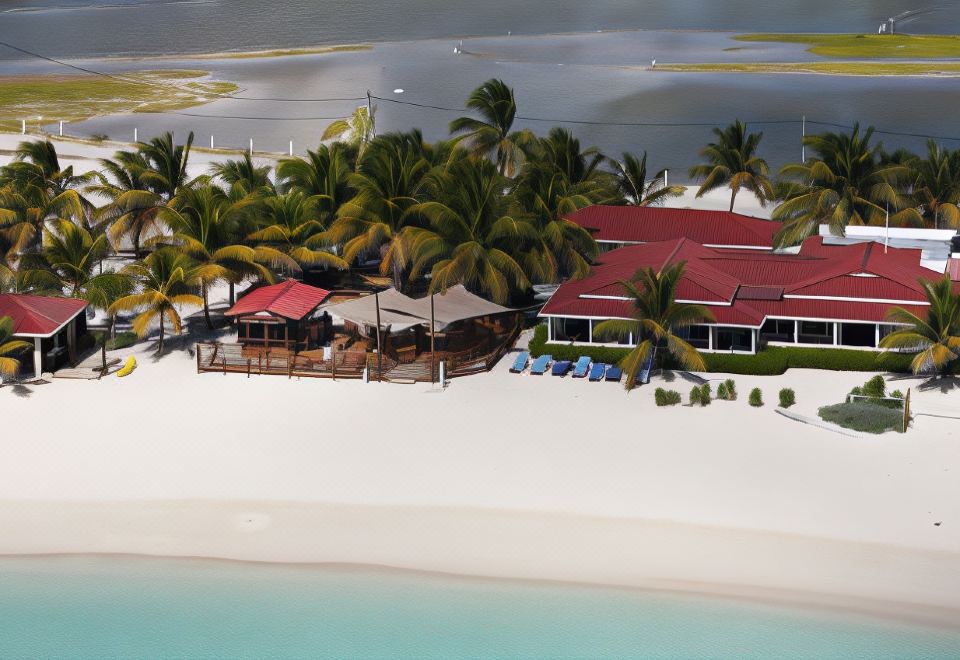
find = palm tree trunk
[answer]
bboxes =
[202,283,213,330]
[229,281,235,306]
[110,313,117,339]
[729,188,738,213]
[157,314,165,354]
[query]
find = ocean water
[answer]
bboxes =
[0,556,958,659]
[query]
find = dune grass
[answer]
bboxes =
[204,44,372,59]
[656,61,960,76]
[0,70,238,134]
[735,33,960,59]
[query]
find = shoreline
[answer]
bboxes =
[3,500,960,631]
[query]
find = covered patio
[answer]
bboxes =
[0,293,89,378]
[225,280,333,353]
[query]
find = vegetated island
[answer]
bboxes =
[135,43,372,61]
[734,33,960,58]
[0,70,238,134]
[655,61,960,77]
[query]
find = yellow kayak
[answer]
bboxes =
[117,356,137,378]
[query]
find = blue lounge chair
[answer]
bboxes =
[588,363,607,381]
[551,360,572,376]
[571,356,591,378]
[637,354,654,385]
[605,365,623,382]
[510,351,530,373]
[530,355,551,375]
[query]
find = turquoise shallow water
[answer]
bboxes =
[0,556,958,659]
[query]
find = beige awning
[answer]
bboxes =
[322,285,514,331]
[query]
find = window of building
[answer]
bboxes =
[715,328,753,352]
[839,323,876,347]
[797,321,833,345]
[591,319,632,345]
[760,319,795,343]
[677,324,710,349]
[550,317,590,343]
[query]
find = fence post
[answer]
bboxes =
[332,346,337,379]
[247,358,251,378]
[196,345,201,373]
[222,355,227,374]
[288,354,293,378]
[903,388,911,432]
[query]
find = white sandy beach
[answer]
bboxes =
[3,132,960,626]
[2,323,960,626]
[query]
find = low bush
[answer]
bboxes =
[699,383,712,405]
[862,375,887,399]
[819,401,905,434]
[655,388,682,406]
[778,388,796,408]
[716,382,728,400]
[106,331,138,351]
[716,378,736,400]
[749,388,763,407]
[689,386,702,406]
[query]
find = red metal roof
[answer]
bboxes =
[567,205,780,248]
[0,294,88,337]
[225,280,331,321]
[540,236,937,328]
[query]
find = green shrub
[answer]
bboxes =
[105,331,138,351]
[655,388,681,406]
[699,383,712,405]
[819,402,904,434]
[890,389,904,399]
[849,386,863,397]
[862,375,886,399]
[723,378,737,399]
[778,388,796,408]
[689,386,702,406]
[749,388,763,407]
[716,382,728,400]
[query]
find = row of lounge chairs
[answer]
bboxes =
[509,351,623,382]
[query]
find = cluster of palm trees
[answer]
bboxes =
[688,121,960,247]
[1,77,959,376]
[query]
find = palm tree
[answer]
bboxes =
[159,185,274,328]
[276,143,356,222]
[1,140,94,215]
[211,153,274,198]
[0,180,86,260]
[449,79,534,177]
[592,261,715,390]
[688,120,773,212]
[325,132,438,286]
[88,149,165,257]
[0,315,32,378]
[322,106,375,158]
[773,124,914,247]
[511,163,599,283]
[404,157,531,304]
[909,140,960,230]
[880,276,960,376]
[530,127,611,193]
[609,151,684,206]
[247,192,348,276]
[109,248,203,353]
[139,131,195,200]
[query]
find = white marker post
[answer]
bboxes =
[664,169,669,188]
[21,120,25,135]
[210,135,214,149]
[249,138,253,156]
[59,121,64,137]
[289,140,293,156]
[134,127,138,143]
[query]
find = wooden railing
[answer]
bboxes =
[196,342,366,379]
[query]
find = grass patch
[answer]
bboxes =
[0,70,238,133]
[105,331,139,351]
[204,44,372,59]
[818,401,905,434]
[656,62,960,76]
[734,33,960,59]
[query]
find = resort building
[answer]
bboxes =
[566,205,780,251]
[0,293,89,377]
[540,236,935,355]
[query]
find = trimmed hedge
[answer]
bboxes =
[655,388,681,406]
[778,388,796,408]
[749,388,763,407]
[530,325,916,375]
[106,331,139,351]
[819,401,904,434]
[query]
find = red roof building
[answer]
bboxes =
[540,237,935,354]
[0,294,89,377]
[226,281,333,351]
[566,205,780,250]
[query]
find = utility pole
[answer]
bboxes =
[366,89,376,138]
[430,292,436,384]
[801,116,806,162]
[374,291,383,382]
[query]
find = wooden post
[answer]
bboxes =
[375,291,383,382]
[247,359,251,378]
[196,346,201,373]
[288,354,293,379]
[430,292,436,384]
[222,354,227,375]
[332,346,337,379]
[903,388,911,433]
